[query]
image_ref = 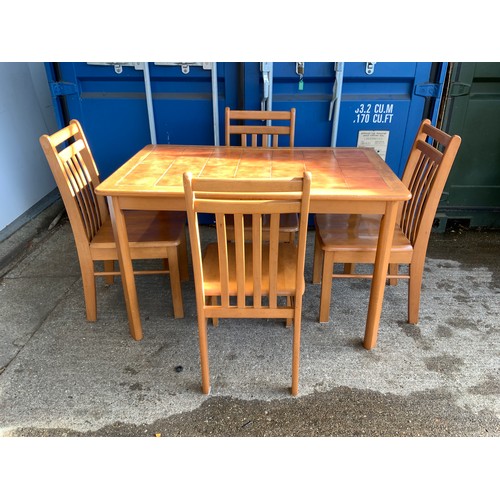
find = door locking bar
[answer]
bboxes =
[86,62,144,74]
[154,62,213,74]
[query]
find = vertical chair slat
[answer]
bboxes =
[289,108,296,147]
[233,213,246,308]
[61,136,106,229]
[76,151,102,229]
[408,158,429,243]
[268,212,280,308]
[215,213,230,308]
[404,155,425,240]
[412,159,438,244]
[402,136,446,246]
[402,153,427,241]
[64,157,94,241]
[252,213,262,308]
[72,154,99,238]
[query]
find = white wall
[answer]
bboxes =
[0,62,59,231]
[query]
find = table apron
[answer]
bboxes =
[111,196,392,215]
[113,196,186,211]
[310,199,389,214]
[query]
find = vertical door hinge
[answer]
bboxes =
[49,81,78,98]
[448,82,471,97]
[414,83,442,98]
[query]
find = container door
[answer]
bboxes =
[336,62,446,178]
[46,62,238,179]
[47,62,152,179]
[239,62,340,147]
[438,62,500,228]
[240,62,446,178]
[267,62,337,147]
[46,62,446,181]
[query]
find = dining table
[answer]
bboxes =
[95,145,411,348]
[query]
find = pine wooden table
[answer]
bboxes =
[95,146,411,347]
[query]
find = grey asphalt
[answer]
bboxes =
[0,201,498,496]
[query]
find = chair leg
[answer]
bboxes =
[408,262,424,324]
[167,247,184,319]
[211,295,219,326]
[205,296,219,326]
[197,316,211,395]
[389,263,399,286]
[291,298,302,396]
[343,263,356,275]
[312,229,323,284]
[286,296,293,328]
[179,227,189,282]
[319,251,335,323]
[81,262,97,321]
[104,260,115,284]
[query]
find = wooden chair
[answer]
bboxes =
[225,106,296,148]
[225,106,298,244]
[183,171,312,396]
[39,119,189,324]
[312,119,461,324]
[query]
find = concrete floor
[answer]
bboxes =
[1,201,498,440]
[1,201,498,496]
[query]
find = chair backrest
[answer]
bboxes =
[183,172,311,311]
[399,119,461,251]
[39,120,108,246]
[225,107,296,148]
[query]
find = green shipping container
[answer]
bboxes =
[437,62,500,230]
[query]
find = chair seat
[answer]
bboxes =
[202,242,302,296]
[91,211,186,250]
[315,214,413,255]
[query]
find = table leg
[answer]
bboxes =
[108,197,143,341]
[363,200,398,350]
